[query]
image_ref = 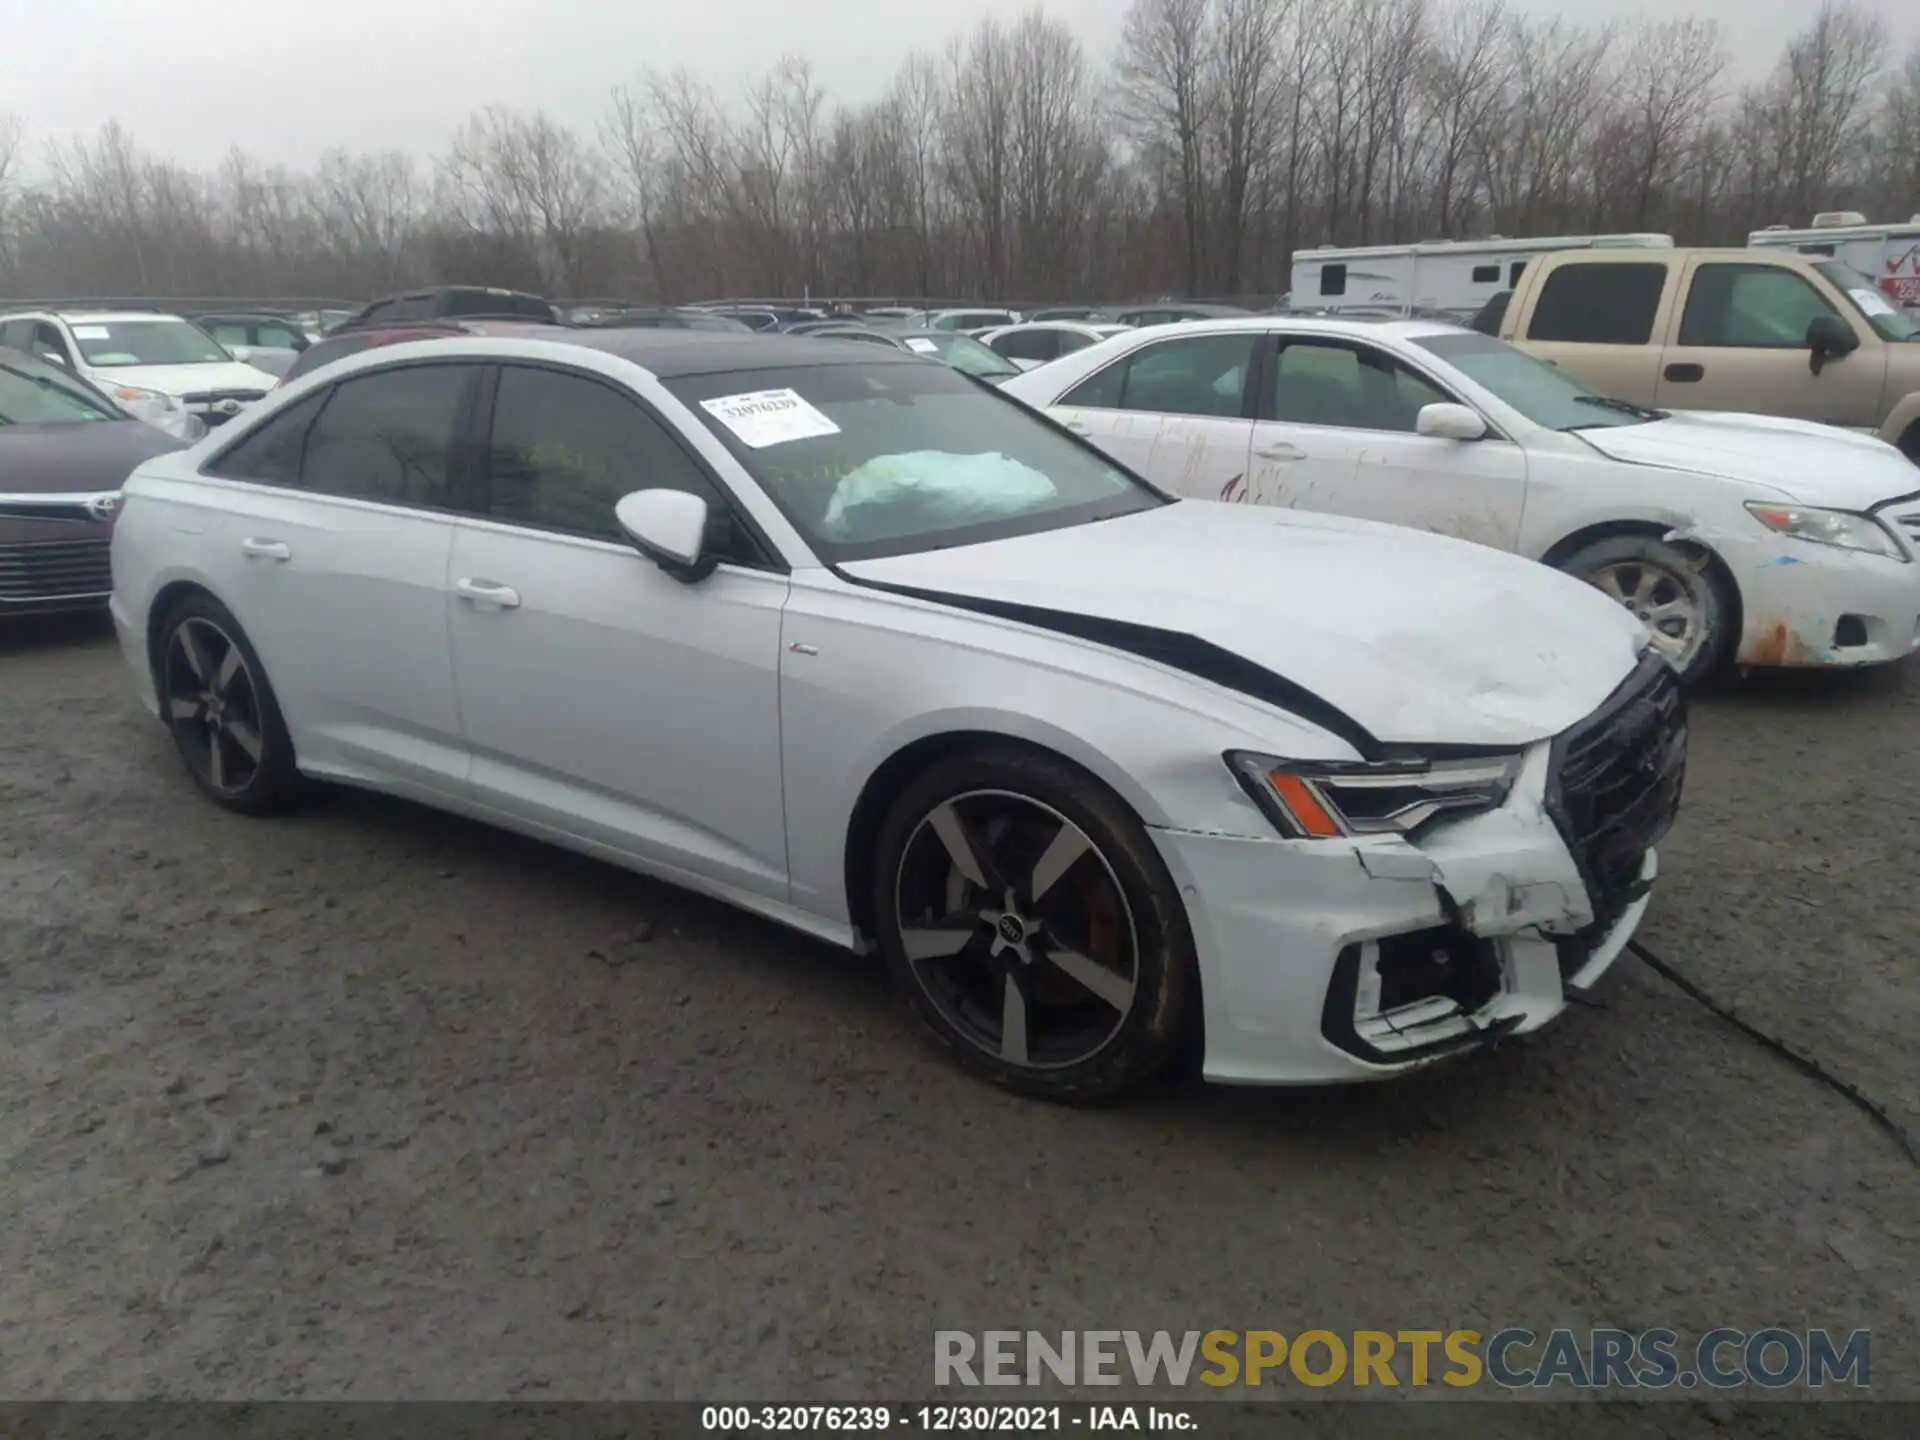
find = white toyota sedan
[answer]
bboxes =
[110,331,1684,1099]
[977,321,1133,370]
[1002,318,1920,683]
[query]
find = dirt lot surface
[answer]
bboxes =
[2,615,1916,1413]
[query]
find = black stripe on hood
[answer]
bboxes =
[839,571,1386,761]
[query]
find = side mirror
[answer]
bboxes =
[614,488,715,583]
[1806,313,1859,375]
[1415,402,1489,441]
[39,352,68,368]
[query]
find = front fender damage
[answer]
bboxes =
[1354,744,1592,940]
[1354,844,1588,937]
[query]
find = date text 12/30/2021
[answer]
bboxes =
[701,1406,1196,1432]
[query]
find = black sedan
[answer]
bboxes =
[0,348,184,617]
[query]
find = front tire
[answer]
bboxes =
[870,745,1197,1102]
[1558,534,1733,685]
[156,594,300,815]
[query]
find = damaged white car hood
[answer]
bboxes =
[843,500,1647,748]
[1577,411,1920,507]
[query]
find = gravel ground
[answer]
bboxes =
[2,614,1916,1409]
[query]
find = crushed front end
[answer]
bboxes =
[1154,653,1687,1084]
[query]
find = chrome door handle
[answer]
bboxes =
[454,577,522,610]
[1255,442,1305,461]
[240,538,291,562]
[1063,419,1092,435]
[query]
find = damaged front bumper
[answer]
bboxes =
[1152,742,1656,1086]
[1680,519,1920,668]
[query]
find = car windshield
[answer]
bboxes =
[68,319,230,368]
[907,333,1022,380]
[667,360,1164,561]
[1816,260,1919,341]
[0,354,121,424]
[1413,331,1660,431]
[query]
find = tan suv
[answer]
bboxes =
[1481,248,1920,459]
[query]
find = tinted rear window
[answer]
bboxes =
[1527,263,1669,345]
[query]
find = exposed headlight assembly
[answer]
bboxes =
[1745,502,1906,560]
[1225,751,1521,839]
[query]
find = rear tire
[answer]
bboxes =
[155,594,301,815]
[870,745,1198,1102]
[1557,534,1733,686]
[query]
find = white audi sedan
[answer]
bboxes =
[1002,318,1920,684]
[110,331,1685,1100]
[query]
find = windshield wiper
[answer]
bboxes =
[1570,394,1667,421]
[0,360,113,417]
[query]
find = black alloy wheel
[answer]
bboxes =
[158,595,299,814]
[874,748,1196,1100]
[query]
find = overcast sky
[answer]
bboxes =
[4,0,1917,172]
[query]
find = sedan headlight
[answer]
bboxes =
[1745,502,1906,560]
[1226,751,1521,839]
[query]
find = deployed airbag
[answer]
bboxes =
[821,451,1057,539]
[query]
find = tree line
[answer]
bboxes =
[0,0,1914,306]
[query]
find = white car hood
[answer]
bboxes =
[1576,412,1920,507]
[89,360,279,398]
[843,500,1648,748]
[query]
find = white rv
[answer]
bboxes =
[1748,213,1920,319]
[1288,233,1674,318]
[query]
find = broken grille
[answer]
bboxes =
[1546,653,1687,961]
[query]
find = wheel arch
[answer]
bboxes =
[144,578,222,693]
[1540,518,1744,643]
[1877,392,1920,460]
[841,729,1152,949]
[1894,417,1920,463]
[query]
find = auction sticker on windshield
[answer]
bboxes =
[700,388,840,448]
[904,338,941,354]
[1849,288,1898,318]
[71,326,112,340]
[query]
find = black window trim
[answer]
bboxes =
[198,358,489,521]
[467,359,788,575]
[1254,332,1508,440]
[1675,260,1845,351]
[199,384,332,491]
[1059,329,1264,421]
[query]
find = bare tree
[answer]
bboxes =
[1422,0,1506,237]
[0,111,24,284]
[1117,0,1213,291]
[0,2,1912,308]
[1611,20,1728,229]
